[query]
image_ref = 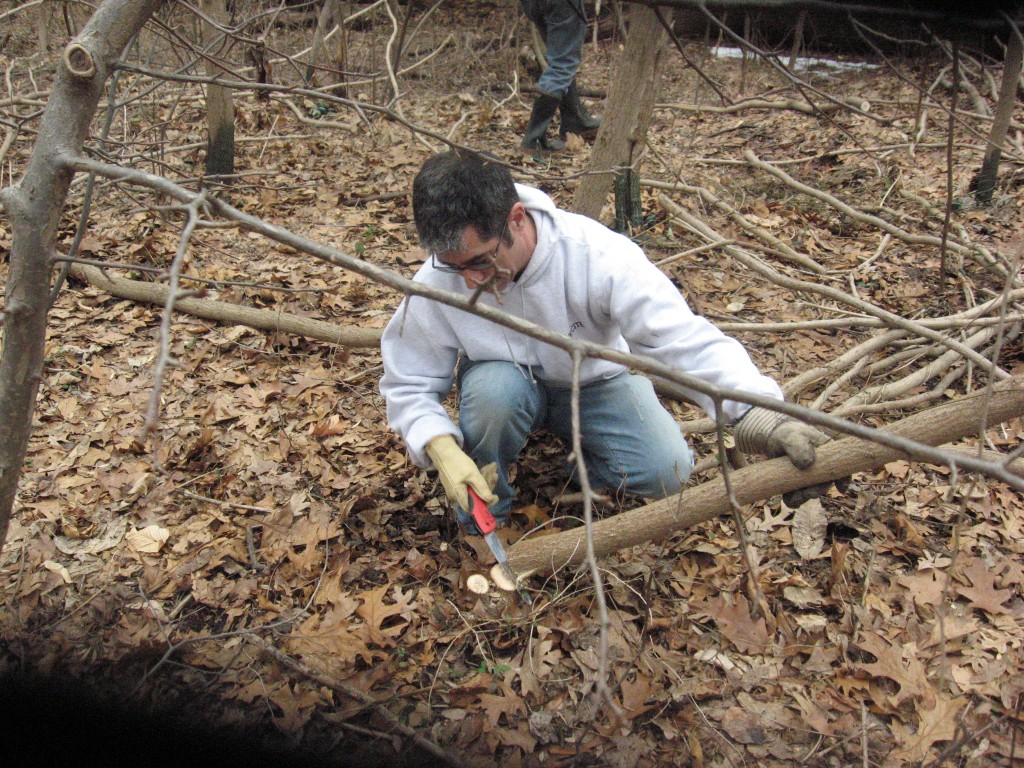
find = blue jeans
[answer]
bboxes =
[519,0,587,97]
[455,360,693,532]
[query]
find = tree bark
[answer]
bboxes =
[306,0,349,93]
[0,0,166,553]
[973,30,1023,204]
[787,8,807,69]
[202,0,235,179]
[333,1,351,91]
[36,4,50,54]
[573,5,666,220]
[502,376,1024,579]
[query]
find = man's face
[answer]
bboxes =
[432,214,518,293]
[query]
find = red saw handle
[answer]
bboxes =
[467,487,497,535]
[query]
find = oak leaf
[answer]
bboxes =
[885,694,965,766]
[897,568,946,608]
[513,628,560,699]
[955,558,1012,615]
[710,593,770,654]
[356,585,414,646]
[855,633,932,709]
[288,608,373,667]
[720,706,766,745]
[310,414,349,436]
[514,503,551,530]
[267,681,325,732]
[920,613,978,651]
[478,687,525,728]
[620,674,660,718]
[788,685,835,735]
[494,725,538,753]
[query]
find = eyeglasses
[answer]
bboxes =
[432,216,509,274]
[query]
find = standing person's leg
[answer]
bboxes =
[518,0,546,33]
[519,0,588,152]
[531,1,600,139]
[559,80,601,139]
[457,360,546,530]
[547,372,693,498]
[534,0,587,99]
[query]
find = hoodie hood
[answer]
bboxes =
[512,184,560,288]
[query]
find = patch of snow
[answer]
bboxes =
[711,46,881,72]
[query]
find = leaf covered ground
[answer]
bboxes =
[1,4,1023,767]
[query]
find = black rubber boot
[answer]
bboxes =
[521,92,566,153]
[559,80,601,139]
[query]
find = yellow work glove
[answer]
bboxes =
[733,406,829,468]
[734,405,845,508]
[425,434,499,511]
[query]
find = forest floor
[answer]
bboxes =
[1,4,1023,767]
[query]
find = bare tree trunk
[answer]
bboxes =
[201,0,235,179]
[306,0,349,92]
[503,376,1024,578]
[388,0,412,80]
[940,36,959,284]
[739,12,750,93]
[334,1,351,92]
[248,39,272,101]
[36,3,50,53]
[787,8,807,69]
[573,5,666,220]
[973,30,1023,204]
[0,0,165,550]
[306,0,335,84]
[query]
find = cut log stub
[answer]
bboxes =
[489,564,516,593]
[466,574,490,594]
[62,43,97,79]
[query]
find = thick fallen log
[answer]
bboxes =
[498,376,1024,581]
[68,263,383,348]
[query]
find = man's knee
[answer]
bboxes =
[458,361,541,438]
[621,442,693,499]
[637,451,693,498]
[581,432,692,500]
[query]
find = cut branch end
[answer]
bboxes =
[62,43,97,79]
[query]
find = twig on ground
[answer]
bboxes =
[249,637,468,768]
[140,192,208,440]
[569,349,624,725]
[742,149,1010,278]
[714,401,770,621]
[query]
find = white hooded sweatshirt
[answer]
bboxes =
[379,185,783,468]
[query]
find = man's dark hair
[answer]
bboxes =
[412,150,519,255]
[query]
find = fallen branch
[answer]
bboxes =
[500,376,1024,579]
[656,182,826,274]
[276,95,359,133]
[68,263,383,348]
[780,288,1024,402]
[248,637,467,768]
[742,149,1011,278]
[660,96,867,116]
[715,310,1024,334]
[833,324,1019,416]
[657,192,1010,385]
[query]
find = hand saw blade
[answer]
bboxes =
[467,488,532,605]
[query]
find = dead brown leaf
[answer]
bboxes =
[708,593,770,655]
[885,694,965,766]
[355,585,415,646]
[955,557,1013,615]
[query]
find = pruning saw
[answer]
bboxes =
[467,487,532,605]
